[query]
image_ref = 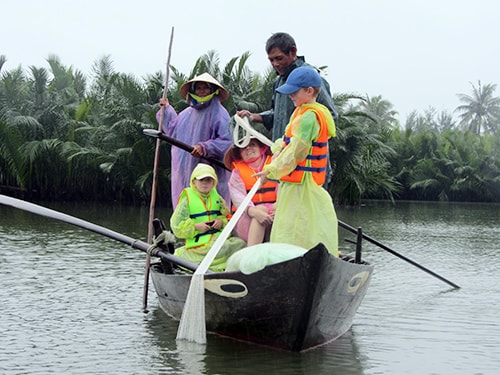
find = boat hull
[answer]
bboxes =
[150,243,373,351]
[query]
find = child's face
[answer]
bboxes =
[193,177,215,194]
[289,87,314,106]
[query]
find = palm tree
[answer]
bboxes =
[393,126,500,202]
[0,55,6,73]
[405,107,456,133]
[0,110,27,191]
[455,81,500,135]
[329,93,400,205]
[358,94,399,132]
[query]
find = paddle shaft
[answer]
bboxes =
[0,194,199,272]
[176,178,262,344]
[143,129,227,170]
[196,177,262,274]
[143,26,175,310]
[338,220,460,289]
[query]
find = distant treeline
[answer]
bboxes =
[1,52,499,207]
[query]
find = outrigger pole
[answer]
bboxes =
[143,26,175,311]
[0,194,199,272]
[338,221,460,289]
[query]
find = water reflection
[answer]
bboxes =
[144,304,366,375]
[1,200,499,374]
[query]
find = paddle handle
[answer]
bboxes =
[143,129,228,170]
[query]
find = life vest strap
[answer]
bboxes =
[193,228,220,243]
[306,154,328,160]
[312,140,328,147]
[190,209,222,219]
[295,165,327,173]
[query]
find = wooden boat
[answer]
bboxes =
[0,195,372,351]
[149,242,374,352]
[0,194,459,352]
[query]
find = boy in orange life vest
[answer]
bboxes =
[170,163,246,272]
[224,137,278,246]
[253,67,339,257]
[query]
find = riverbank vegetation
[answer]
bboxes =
[1,52,499,207]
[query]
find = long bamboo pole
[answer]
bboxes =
[143,26,175,311]
[0,195,199,272]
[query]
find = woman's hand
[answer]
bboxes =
[248,205,274,225]
[191,144,204,157]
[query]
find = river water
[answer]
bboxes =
[1,200,498,374]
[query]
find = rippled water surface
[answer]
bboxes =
[1,200,499,374]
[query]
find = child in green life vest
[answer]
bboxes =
[170,163,246,272]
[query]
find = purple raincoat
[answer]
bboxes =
[156,98,232,208]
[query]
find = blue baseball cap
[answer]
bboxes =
[276,67,322,95]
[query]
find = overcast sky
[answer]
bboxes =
[2,0,499,122]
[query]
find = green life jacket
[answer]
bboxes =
[183,187,222,249]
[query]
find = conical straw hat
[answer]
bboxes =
[179,72,229,102]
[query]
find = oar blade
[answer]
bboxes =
[176,274,207,344]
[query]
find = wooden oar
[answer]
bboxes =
[143,129,227,170]
[176,178,263,344]
[143,114,270,172]
[338,220,460,289]
[143,26,175,310]
[229,119,460,289]
[0,194,199,272]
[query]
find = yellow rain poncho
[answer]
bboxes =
[170,163,246,272]
[264,103,339,256]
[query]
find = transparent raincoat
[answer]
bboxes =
[156,97,232,208]
[264,103,339,256]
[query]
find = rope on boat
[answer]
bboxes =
[146,230,177,255]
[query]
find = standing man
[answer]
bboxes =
[236,32,337,185]
[237,32,338,142]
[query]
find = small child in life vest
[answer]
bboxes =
[170,163,246,272]
[253,67,339,256]
[224,136,278,246]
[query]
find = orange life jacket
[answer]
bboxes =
[280,105,330,185]
[233,155,278,206]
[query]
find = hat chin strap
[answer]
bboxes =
[233,115,274,148]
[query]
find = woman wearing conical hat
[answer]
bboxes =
[156,73,232,209]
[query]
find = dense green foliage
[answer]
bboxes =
[1,53,499,207]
